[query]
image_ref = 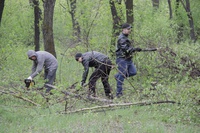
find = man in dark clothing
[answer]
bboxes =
[26,50,58,93]
[75,51,113,99]
[115,23,142,97]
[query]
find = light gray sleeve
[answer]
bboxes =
[30,56,45,78]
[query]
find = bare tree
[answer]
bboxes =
[0,0,5,25]
[42,0,57,57]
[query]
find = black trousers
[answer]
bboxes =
[88,59,112,96]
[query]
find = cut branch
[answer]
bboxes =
[0,90,41,106]
[61,100,176,114]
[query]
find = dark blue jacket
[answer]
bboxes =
[116,33,136,58]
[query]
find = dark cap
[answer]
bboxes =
[121,23,132,29]
[75,53,82,61]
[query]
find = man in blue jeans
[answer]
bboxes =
[115,23,142,97]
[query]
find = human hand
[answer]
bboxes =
[27,76,32,80]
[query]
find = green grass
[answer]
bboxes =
[0,44,200,133]
[1,102,200,133]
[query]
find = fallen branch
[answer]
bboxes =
[61,100,176,114]
[0,90,41,106]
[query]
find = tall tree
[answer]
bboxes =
[180,0,196,41]
[109,0,122,55]
[0,0,5,25]
[42,0,56,57]
[125,0,133,25]
[67,0,81,43]
[30,0,41,51]
[167,0,172,19]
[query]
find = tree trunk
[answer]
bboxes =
[167,0,172,19]
[42,0,57,57]
[0,0,5,25]
[68,0,81,43]
[125,0,133,25]
[180,0,196,41]
[33,0,41,51]
[109,0,122,56]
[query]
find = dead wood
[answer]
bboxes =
[61,100,176,114]
[0,90,41,106]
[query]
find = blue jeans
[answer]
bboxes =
[115,58,137,96]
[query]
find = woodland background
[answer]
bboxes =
[0,0,200,132]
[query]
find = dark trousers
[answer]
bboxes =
[88,59,112,96]
[115,58,137,96]
[44,69,57,93]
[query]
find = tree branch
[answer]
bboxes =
[0,90,41,106]
[61,100,176,114]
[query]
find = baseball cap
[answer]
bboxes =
[75,53,82,61]
[121,23,132,29]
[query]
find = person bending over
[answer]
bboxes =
[26,50,58,93]
[75,51,113,99]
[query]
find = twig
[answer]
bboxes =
[0,90,41,106]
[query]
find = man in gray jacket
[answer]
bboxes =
[75,51,113,99]
[27,50,58,93]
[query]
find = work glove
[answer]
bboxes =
[135,47,142,52]
[27,76,32,80]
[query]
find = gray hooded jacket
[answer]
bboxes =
[27,50,58,78]
[81,51,110,83]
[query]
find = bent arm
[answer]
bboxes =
[30,57,45,78]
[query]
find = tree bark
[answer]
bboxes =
[42,0,57,57]
[109,0,122,56]
[32,0,41,51]
[0,0,5,25]
[167,0,172,19]
[180,0,196,41]
[125,0,133,25]
[68,0,81,43]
